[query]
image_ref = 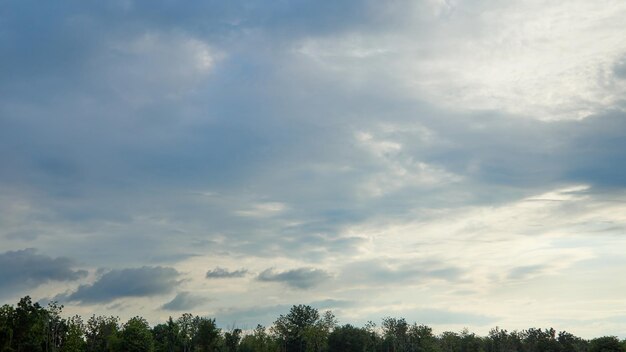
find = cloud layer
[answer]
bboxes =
[1,0,626,338]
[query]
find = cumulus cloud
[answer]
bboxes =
[206,267,248,279]
[162,292,206,311]
[257,268,331,289]
[0,249,87,295]
[61,266,180,304]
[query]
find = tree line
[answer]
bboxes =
[1,296,624,352]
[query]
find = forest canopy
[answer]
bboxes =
[0,296,625,352]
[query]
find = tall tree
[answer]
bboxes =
[192,317,221,352]
[239,325,278,352]
[272,305,322,352]
[13,296,47,352]
[224,328,242,352]
[119,317,154,352]
[327,324,371,352]
[177,313,196,352]
[589,336,623,352]
[153,317,181,352]
[381,317,408,352]
[85,315,119,352]
[61,315,86,352]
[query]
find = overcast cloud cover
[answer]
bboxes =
[1,0,626,338]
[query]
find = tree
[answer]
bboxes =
[0,304,14,352]
[589,336,623,352]
[44,301,65,352]
[239,325,278,352]
[177,313,196,352]
[484,327,522,352]
[119,317,154,352]
[61,315,86,352]
[13,296,47,352]
[192,317,221,352]
[557,331,587,352]
[407,323,440,352]
[381,317,408,352]
[224,328,242,352]
[521,328,560,352]
[303,310,337,352]
[272,305,322,352]
[327,324,371,352]
[85,315,119,352]
[439,331,462,352]
[153,317,181,352]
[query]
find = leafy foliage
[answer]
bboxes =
[0,296,625,352]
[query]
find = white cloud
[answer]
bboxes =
[296,0,626,120]
[355,130,460,197]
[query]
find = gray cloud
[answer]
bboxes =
[341,259,463,286]
[0,249,87,295]
[162,292,206,311]
[257,267,331,289]
[61,266,180,304]
[206,267,248,279]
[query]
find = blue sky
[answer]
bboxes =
[1,0,626,338]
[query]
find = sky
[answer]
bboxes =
[1,0,626,339]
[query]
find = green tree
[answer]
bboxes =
[13,296,47,352]
[589,336,623,352]
[119,317,154,352]
[381,317,408,352]
[557,331,587,352]
[407,323,440,352]
[484,327,522,352]
[303,310,337,352]
[152,317,181,352]
[327,324,371,352]
[239,325,278,352]
[192,317,221,352]
[0,304,14,352]
[439,331,462,352]
[85,315,119,352]
[521,328,560,352]
[224,328,242,352]
[44,301,66,352]
[177,313,196,352]
[272,305,322,352]
[61,315,86,352]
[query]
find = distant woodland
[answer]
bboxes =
[1,296,624,352]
